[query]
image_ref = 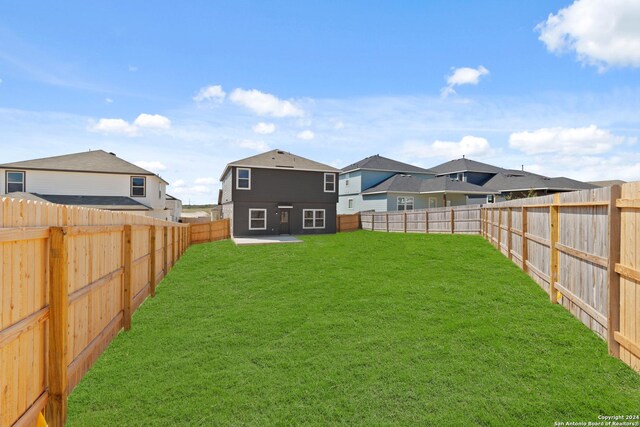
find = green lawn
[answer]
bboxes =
[67,231,640,426]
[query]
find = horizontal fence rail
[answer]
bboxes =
[360,205,482,235]
[0,197,189,427]
[482,184,639,373]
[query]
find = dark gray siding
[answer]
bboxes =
[229,166,338,236]
[232,167,337,204]
[233,201,336,236]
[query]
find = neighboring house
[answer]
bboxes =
[219,149,340,236]
[0,150,178,220]
[589,180,627,188]
[180,210,212,223]
[165,194,182,221]
[362,175,497,209]
[428,157,596,204]
[338,155,436,214]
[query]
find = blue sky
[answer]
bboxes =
[1,0,639,203]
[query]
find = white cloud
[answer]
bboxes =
[0,77,3,84]
[193,85,226,102]
[194,177,216,185]
[128,65,138,72]
[252,122,276,134]
[172,179,186,187]
[133,113,171,129]
[89,118,138,136]
[229,88,304,117]
[334,120,345,129]
[135,161,167,173]
[536,0,640,70]
[402,136,494,159]
[441,66,489,97]
[508,125,627,155]
[105,98,113,104]
[235,139,270,152]
[296,130,315,140]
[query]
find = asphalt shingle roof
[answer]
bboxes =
[33,194,152,210]
[363,175,498,195]
[0,149,162,178]
[482,173,597,192]
[341,155,435,174]
[429,158,507,175]
[221,149,340,179]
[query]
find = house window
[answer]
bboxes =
[249,209,267,230]
[397,196,414,211]
[456,173,466,182]
[428,197,437,209]
[348,198,354,209]
[6,170,25,193]
[303,209,325,229]
[237,168,251,190]
[131,176,146,197]
[486,195,495,204]
[324,173,335,192]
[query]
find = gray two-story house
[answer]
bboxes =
[219,150,340,236]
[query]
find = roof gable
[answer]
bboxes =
[0,150,166,182]
[220,149,340,180]
[429,158,506,175]
[341,155,435,174]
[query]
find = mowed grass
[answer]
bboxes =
[67,231,640,426]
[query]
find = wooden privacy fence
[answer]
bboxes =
[482,183,639,372]
[336,213,361,232]
[361,205,481,234]
[0,197,189,427]
[189,218,230,244]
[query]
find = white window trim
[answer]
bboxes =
[324,173,336,192]
[302,209,326,229]
[348,198,354,209]
[486,195,495,204]
[131,176,146,198]
[236,168,251,190]
[397,196,414,211]
[248,208,267,230]
[428,197,437,209]
[6,170,25,193]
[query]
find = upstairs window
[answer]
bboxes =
[303,209,325,229]
[6,171,25,193]
[237,168,251,190]
[348,198,354,209]
[131,176,146,197]
[324,173,336,192]
[486,195,495,204]
[397,196,414,211]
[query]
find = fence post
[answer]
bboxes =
[371,213,375,231]
[450,208,455,234]
[607,184,622,357]
[404,212,407,233]
[497,208,502,250]
[522,206,528,273]
[123,224,133,330]
[425,210,429,234]
[507,207,512,260]
[549,194,560,303]
[163,226,168,274]
[47,227,68,427]
[149,225,157,297]
[386,212,389,232]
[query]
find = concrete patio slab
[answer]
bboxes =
[232,235,303,246]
